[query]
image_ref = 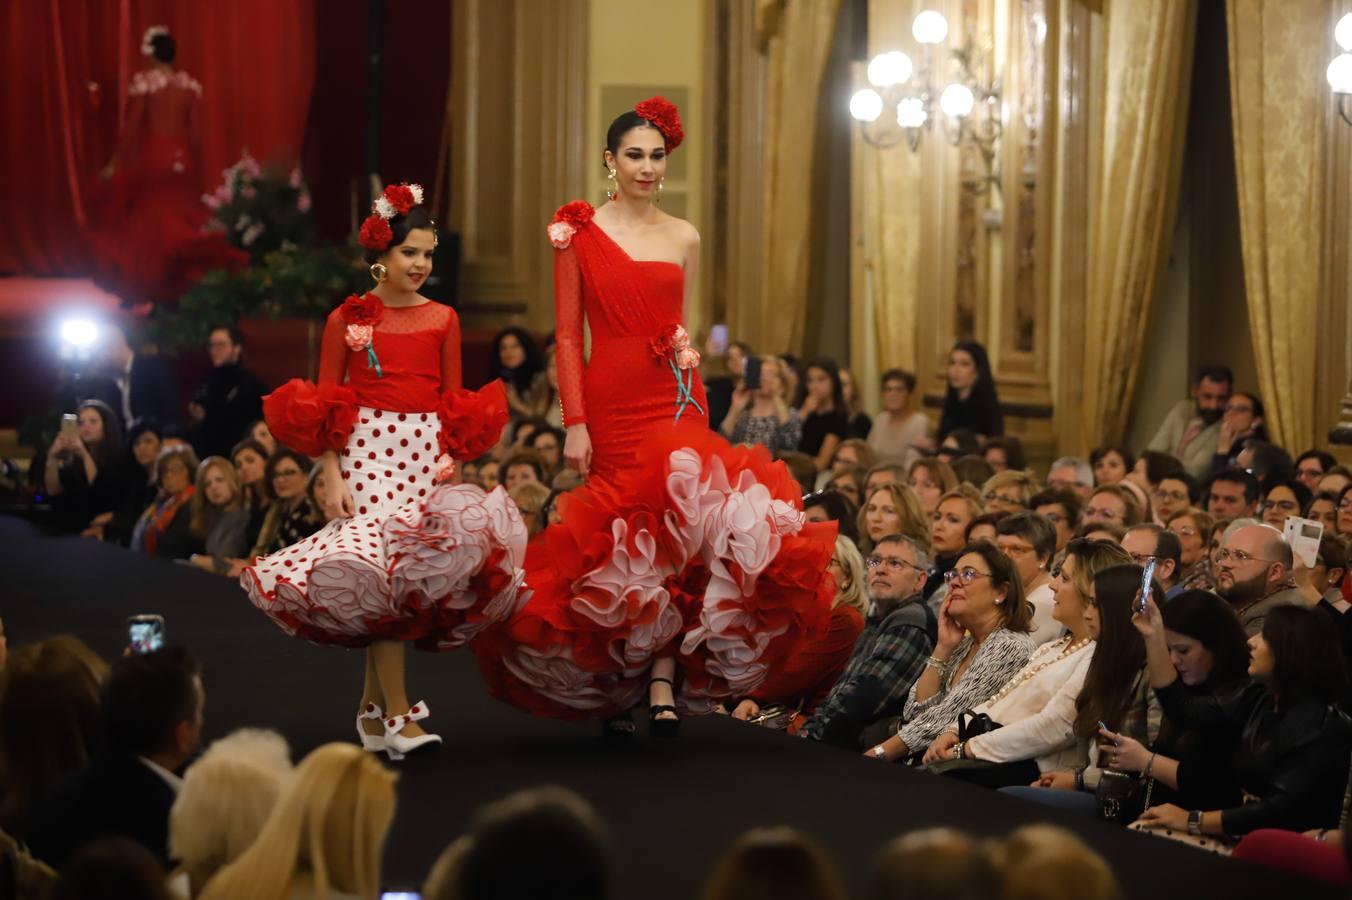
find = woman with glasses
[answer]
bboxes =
[239,449,320,563]
[863,542,1035,763]
[921,539,1130,788]
[1259,480,1311,532]
[1081,484,1142,529]
[130,445,201,558]
[1151,473,1195,527]
[1166,509,1216,591]
[979,471,1038,516]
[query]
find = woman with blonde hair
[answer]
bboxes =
[169,729,294,896]
[979,469,1040,515]
[858,481,931,555]
[908,457,960,515]
[731,535,869,727]
[187,456,250,573]
[198,743,397,900]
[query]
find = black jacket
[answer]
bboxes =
[196,362,266,459]
[1155,679,1352,835]
[26,753,177,869]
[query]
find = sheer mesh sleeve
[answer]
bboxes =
[553,245,587,426]
[317,309,349,386]
[440,307,463,392]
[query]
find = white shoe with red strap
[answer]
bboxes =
[383,700,442,761]
[356,702,385,753]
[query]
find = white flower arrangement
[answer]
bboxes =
[374,196,397,220]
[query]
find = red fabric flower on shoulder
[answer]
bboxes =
[634,97,684,152]
[553,201,595,229]
[383,183,417,216]
[437,380,510,461]
[340,293,385,327]
[358,215,393,251]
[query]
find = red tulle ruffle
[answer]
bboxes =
[437,380,510,461]
[262,379,359,457]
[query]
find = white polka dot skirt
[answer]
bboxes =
[242,407,530,649]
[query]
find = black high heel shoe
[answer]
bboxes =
[648,676,681,739]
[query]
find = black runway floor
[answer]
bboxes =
[1,514,1337,899]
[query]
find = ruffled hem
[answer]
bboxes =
[262,380,359,458]
[473,422,836,720]
[242,483,528,650]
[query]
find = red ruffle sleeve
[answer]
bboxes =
[262,379,359,458]
[437,380,510,461]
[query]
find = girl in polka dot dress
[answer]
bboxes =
[241,184,528,760]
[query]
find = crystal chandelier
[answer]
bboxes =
[1330,13,1352,126]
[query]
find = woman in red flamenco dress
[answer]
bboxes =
[86,26,244,307]
[473,98,838,735]
[241,183,528,760]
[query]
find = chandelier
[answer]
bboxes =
[848,9,1002,189]
[1330,13,1352,126]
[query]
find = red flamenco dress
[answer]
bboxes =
[472,201,838,719]
[85,67,244,306]
[241,294,529,650]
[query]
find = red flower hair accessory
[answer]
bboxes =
[357,182,426,251]
[634,97,684,152]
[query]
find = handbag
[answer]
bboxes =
[1095,769,1152,825]
[958,710,1002,742]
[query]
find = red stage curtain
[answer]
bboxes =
[0,0,315,276]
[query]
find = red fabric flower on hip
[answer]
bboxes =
[341,293,385,327]
[358,215,394,252]
[634,97,684,152]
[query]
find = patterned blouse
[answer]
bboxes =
[730,408,803,454]
[899,628,1036,751]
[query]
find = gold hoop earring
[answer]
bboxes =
[607,169,617,202]
[369,262,388,284]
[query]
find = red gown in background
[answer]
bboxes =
[85,67,244,306]
[473,202,838,720]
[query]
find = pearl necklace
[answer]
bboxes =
[982,635,1093,708]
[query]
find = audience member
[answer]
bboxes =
[1127,451,1185,497]
[503,450,545,490]
[1214,524,1304,635]
[29,647,205,869]
[1259,480,1311,532]
[44,399,132,534]
[871,828,1001,900]
[804,491,861,545]
[778,451,819,496]
[1121,524,1183,599]
[168,728,293,897]
[130,445,200,558]
[53,838,170,900]
[980,470,1038,515]
[1090,446,1133,486]
[965,511,1008,546]
[1047,456,1094,498]
[1135,603,1352,842]
[996,825,1121,900]
[825,465,866,508]
[938,341,1002,439]
[702,340,752,436]
[494,327,549,421]
[701,826,846,900]
[1077,521,1126,544]
[996,513,1060,644]
[864,461,908,498]
[1313,535,1352,661]
[838,367,873,440]
[1319,465,1352,498]
[923,539,1131,787]
[308,460,338,525]
[479,459,501,492]
[982,436,1025,474]
[1031,488,1081,553]
[450,786,611,900]
[1206,467,1260,520]
[198,743,397,900]
[183,456,249,573]
[926,490,982,602]
[541,487,569,527]
[864,542,1034,762]
[1210,392,1266,474]
[0,636,108,841]
[1083,484,1141,529]
[1235,440,1295,490]
[803,535,937,748]
[98,323,181,428]
[1151,471,1195,526]
[230,438,271,549]
[237,448,318,567]
[949,454,994,489]
[723,356,802,453]
[797,359,851,472]
[510,481,550,537]
[510,417,547,450]
[937,431,983,466]
[92,418,163,545]
[1116,478,1153,526]
[247,419,277,457]
[1294,449,1337,495]
[529,426,565,481]
[542,345,564,429]
[1307,491,1340,532]
[858,482,931,555]
[191,325,266,460]
[1145,364,1232,479]
[905,457,958,516]
[867,369,930,466]
[1167,509,1215,591]
[1339,484,1352,537]
[828,438,876,478]
[735,535,869,726]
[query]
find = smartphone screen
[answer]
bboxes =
[380,893,422,900]
[744,356,762,391]
[1137,558,1156,613]
[1283,516,1323,569]
[127,616,165,654]
[709,323,729,356]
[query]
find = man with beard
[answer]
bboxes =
[1146,364,1232,479]
[1214,523,1304,635]
[801,534,937,749]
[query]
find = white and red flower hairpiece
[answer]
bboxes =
[634,97,684,152]
[358,182,426,252]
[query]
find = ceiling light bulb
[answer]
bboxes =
[1328,53,1352,94]
[940,83,976,118]
[912,10,949,45]
[849,88,884,122]
[867,51,914,88]
[897,97,928,128]
[1336,13,1352,52]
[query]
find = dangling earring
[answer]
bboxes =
[655,177,663,206]
[606,169,617,202]
[369,262,388,285]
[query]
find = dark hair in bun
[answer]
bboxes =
[150,33,177,64]
[604,112,661,165]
